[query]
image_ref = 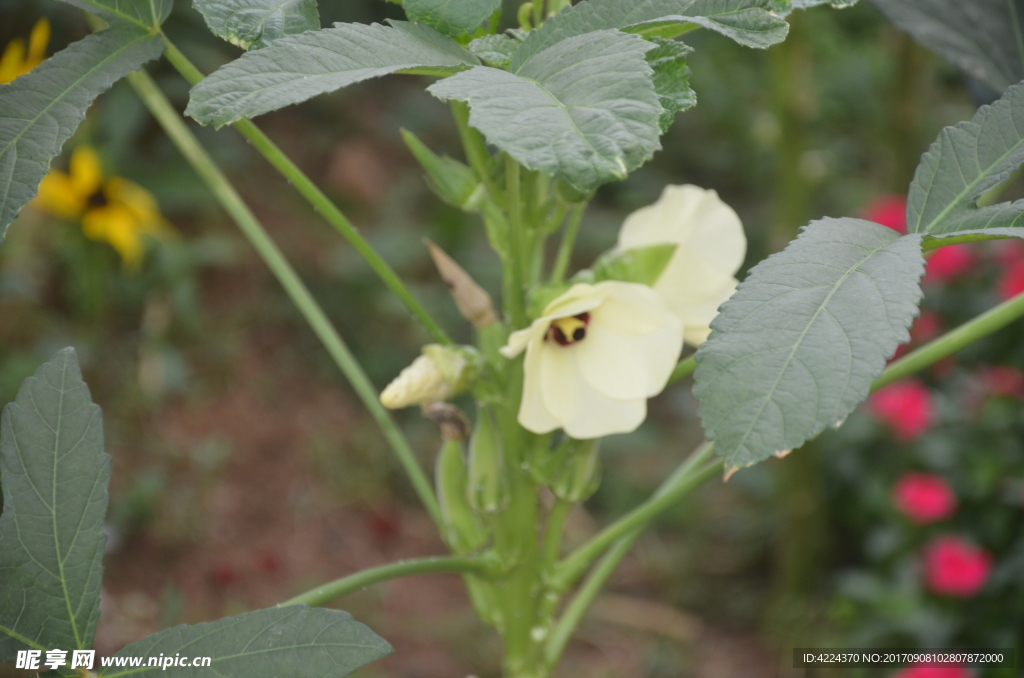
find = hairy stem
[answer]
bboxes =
[160,36,451,345]
[125,69,443,528]
[280,556,489,607]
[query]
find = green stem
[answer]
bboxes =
[922,232,1017,250]
[669,355,697,384]
[550,203,585,283]
[280,556,488,607]
[160,36,451,346]
[873,288,1024,390]
[544,532,639,668]
[451,101,497,200]
[542,499,573,575]
[505,155,528,327]
[551,443,719,591]
[125,69,443,529]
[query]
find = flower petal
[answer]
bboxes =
[517,341,560,434]
[540,343,647,438]
[543,283,608,318]
[70,147,103,198]
[501,319,547,358]
[36,171,86,220]
[573,324,649,399]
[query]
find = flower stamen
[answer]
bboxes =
[547,313,590,346]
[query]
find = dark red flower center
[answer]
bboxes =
[545,312,590,347]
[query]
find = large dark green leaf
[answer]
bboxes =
[187,21,478,127]
[0,24,163,241]
[694,219,925,469]
[646,37,696,132]
[869,0,1024,93]
[428,30,662,191]
[54,0,173,27]
[0,349,108,658]
[908,81,1024,235]
[771,0,858,13]
[404,0,502,37]
[517,0,789,64]
[195,0,321,50]
[97,606,391,678]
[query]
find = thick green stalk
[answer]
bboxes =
[451,101,498,200]
[160,37,451,346]
[126,69,443,529]
[550,203,585,283]
[505,155,528,327]
[541,499,573,574]
[873,288,1024,389]
[280,556,488,607]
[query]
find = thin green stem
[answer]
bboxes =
[542,499,573,575]
[126,69,443,529]
[550,203,585,283]
[451,101,497,200]
[669,355,697,384]
[551,443,719,591]
[544,532,639,668]
[280,556,488,607]
[874,288,1024,390]
[160,36,451,346]
[922,233,1016,250]
[505,155,528,327]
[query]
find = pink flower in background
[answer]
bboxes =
[869,380,934,441]
[978,364,1024,399]
[925,245,974,283]
[995,240,1024,267]
[910,311,943,345]
[891,666,973,678]
[998,261,1024,300]
[865,195,908,234]
[893,472,957,524]
[924,536,992,598]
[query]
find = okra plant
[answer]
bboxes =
[3,0,1024,676]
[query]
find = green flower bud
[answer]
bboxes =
[467,406,509,513]
[435,439,488,553]
[552,438,601,503]
[401,129,484,212]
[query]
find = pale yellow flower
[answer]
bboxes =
[0,18,50,84]
[35,147,173,269]
[501,281,683,439]
[616,184,746,346]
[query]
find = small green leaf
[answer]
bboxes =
[694,219,925,469]
[195,0,321,50]
[404,0,502,37]
[592,243,677,285]
[428,30,663,191]
[645,37,695,132]
[187,21,478,127]
[771,0,858,14]
[0,349,108,658]
[468,34,518,67]
[516,0,789,65]
[54,0,173,27]
[97,606,391,678]
[908,81,1024,235]
[869,0,1023,93]
[0,24,162,241]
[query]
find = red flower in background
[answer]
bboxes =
[893,472,957,524]
[924,536,992,598]
[978,364,1024,399]
[865,195,908,234]
[910,311,943,345]
[998,260,1024,300]
[869,380,934,441]
[926,245,974,283]
[891,666,973,678]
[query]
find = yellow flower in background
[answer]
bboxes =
[36,147,173,269]
[501,281,683,439]
[0,18,50,84]
[616,185,747,347]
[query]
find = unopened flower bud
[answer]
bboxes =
[426,239,497,329]
[552,439,601,503]
[380,345,480,409]
[436,439,488,553]
[467,406,509,513]
[401,129,484,212]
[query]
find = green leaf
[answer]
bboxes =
[54,0,172,27]
[646,37,695,132]
[0,24,162,242]
[404,0,502,37]
[0,348,108,658]
[194,0,321,50]
[428,30,663,191]
[694,219,925,469]
[468,34,518,67]
[592,243,677,285]
[908,81,1024,235]
[869,0,1024,93]
[187,21,478,127]
[771,0,858,14]
[97,606,391,678]
[516,0,789,64]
